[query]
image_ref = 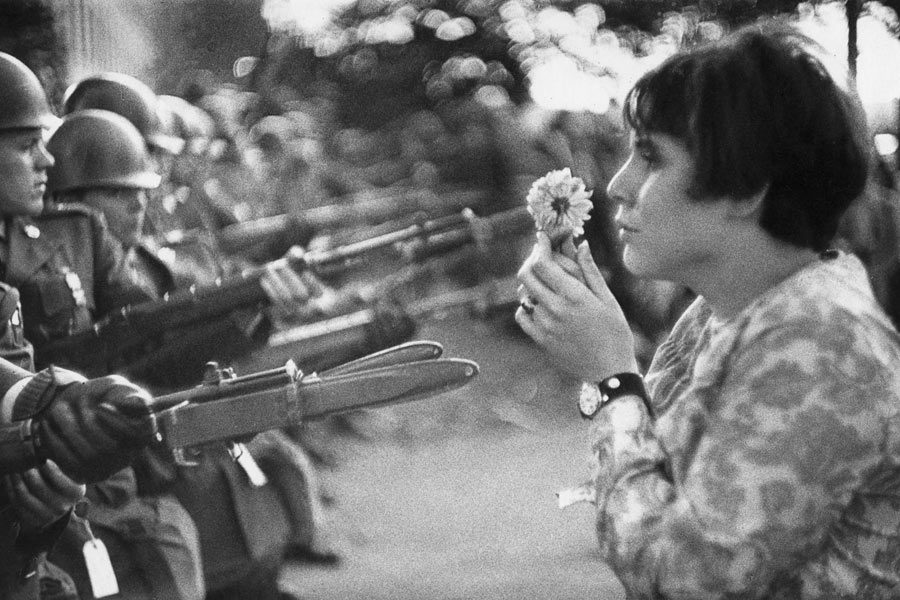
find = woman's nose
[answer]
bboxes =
[606,162,634,210]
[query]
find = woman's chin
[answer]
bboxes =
[622,250,654,278]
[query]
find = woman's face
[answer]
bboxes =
[0,128,54,217]
[82,187,147,247]
[606,131,728,282]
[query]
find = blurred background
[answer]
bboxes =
[4,0,900,598]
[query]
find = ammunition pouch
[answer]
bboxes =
[168,445,292,592]
[49,469,205,600]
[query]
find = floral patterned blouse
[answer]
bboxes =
[584,251,900,599]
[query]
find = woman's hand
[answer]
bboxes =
[516,233,638,381]
[5,460,85,534]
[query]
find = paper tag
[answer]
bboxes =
[556,484,597,509]
[83,538,120,598]
[230,442,268,487]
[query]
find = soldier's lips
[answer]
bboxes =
[618,225,639,242]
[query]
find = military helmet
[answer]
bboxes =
[62,72,184,154]
[0,52,56,131]
[159,94,217,156]
[47,109,162,193]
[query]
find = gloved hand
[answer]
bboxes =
[262,246,336,322]
[364,297,417,353]
[34,372,157,483]
[4,459,85,535]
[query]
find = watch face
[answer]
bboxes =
[578,383,603,418]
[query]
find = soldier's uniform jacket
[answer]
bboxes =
[0,282,79,600]
[0,204,203,600]
[111,238,268,388]
[1,204,155,365]
[117,239,300,595]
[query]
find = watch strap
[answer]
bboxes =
[579,372,652,419]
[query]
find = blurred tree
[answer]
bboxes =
[254,0,840,130]
[0,0,66,104]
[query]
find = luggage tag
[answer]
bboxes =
[229,441,269,487]
[72,509,119,598]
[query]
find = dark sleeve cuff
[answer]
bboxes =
[10,369,57,422]
[14,508,73,557]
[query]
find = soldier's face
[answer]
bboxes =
[82,188,147,247]
[0,128,54,217]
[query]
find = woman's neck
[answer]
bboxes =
[689,229,819,321]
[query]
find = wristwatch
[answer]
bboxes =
[578,373,652,420]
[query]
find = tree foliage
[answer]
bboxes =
[257,0,835,128]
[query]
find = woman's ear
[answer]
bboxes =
[725,183,769,220]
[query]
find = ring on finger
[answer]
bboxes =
[519,298,536,315]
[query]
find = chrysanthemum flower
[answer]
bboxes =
[526,168,593,247]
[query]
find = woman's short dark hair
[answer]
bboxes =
[622,22,871,251]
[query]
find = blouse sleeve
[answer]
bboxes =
[590,313,889,599]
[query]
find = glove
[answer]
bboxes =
[34,372,157,483]
[5,460,85,536]
[363,297,416,353]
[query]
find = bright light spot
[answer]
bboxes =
[535,7,578,39]
[233,56,259,78]
[797,3,900,127]
[474,84,511,108]
[505,19,536,44]
[364,17,414,44]
[421,9,450,29]
[262,0,355,34]
[499,0,527,22]
[875,133,899,156]
[528,56,611,113]
[436,17,477,41]
[458,56,488,79]
[574,4,605,30]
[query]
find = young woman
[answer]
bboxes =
[516,24,900,598]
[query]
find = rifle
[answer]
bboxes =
[152,341,479,460]
[248,275,520,374]
[160,186,493,259]
[33,207,513,376]
[394,206,533,263]
[2,342,479,474]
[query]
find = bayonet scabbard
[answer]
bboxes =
[153,348,479,450]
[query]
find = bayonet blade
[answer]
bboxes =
[319,340,443,377]
[301,358,477,418]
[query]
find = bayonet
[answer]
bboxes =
[152,343,479,450]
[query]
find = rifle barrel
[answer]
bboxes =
[298,187,491,231]
[151,361,298,412]
[402,206,533,262]
[268,275,519,349]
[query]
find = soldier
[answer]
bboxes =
[46,107,325,600]
[0,52,158,599]
[62,73,244,240]
[0,52,206,600]
[156,94,241,235]
[0,281,160,600]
